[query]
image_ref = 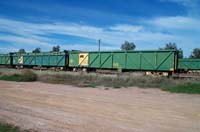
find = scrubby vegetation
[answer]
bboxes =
[0,69,37,82]
[38,72,200,90]
[37,72,200,94]
[0,68,200,94]
[38,73,146,88]
[162,83,200,94]
[0,122,30,132]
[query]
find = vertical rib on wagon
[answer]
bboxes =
[69,50,178,75]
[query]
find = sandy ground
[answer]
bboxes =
[0,81,200,132]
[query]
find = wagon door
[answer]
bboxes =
[18,55,23,65]
[79,53,88,67]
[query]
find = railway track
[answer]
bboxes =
[173,73,200,78]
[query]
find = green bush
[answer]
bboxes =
[0,122,29,132]
[0,70,37,82]
[162,83,200,94]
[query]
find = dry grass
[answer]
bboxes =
[37,71,200,89]
[0,68,200,94]
[0,69,37,82]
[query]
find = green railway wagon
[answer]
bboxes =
[178,59,200,70]
[12,52,68,67]
[0,54,12,65]
[13,53,23,65]
[69,50,177,72]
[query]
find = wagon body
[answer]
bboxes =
[69,50,177,72]
[0,54,12,65]
[178,59,200,70]
[12,52,68,67]
[13,53,22,65]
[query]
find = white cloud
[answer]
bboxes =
[146,16,200,56]
[0,34,55,53]
[37,23,104,40]
[62,44,116,51]
[0,47,18,53]
[0,17,199,56]
[0,35,51,47]
[149,16,200,30]
[0,18,45,36]
[0,17,174,48]
[109,24,143,32]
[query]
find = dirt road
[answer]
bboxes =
[0,81,200,132]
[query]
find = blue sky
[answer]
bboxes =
[0,0,199,57]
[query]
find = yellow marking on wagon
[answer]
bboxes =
[18,56,23,64]
[79,53,88,66]
[113,63,119,68]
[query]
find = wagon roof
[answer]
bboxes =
[69,49,177,53]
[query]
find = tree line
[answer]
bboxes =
[18,45,60,54]
[18,42,200,59]
[120,41,200,59]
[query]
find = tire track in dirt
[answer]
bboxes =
[0,81,200,132]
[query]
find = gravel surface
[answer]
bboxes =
[0,80,200,132]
